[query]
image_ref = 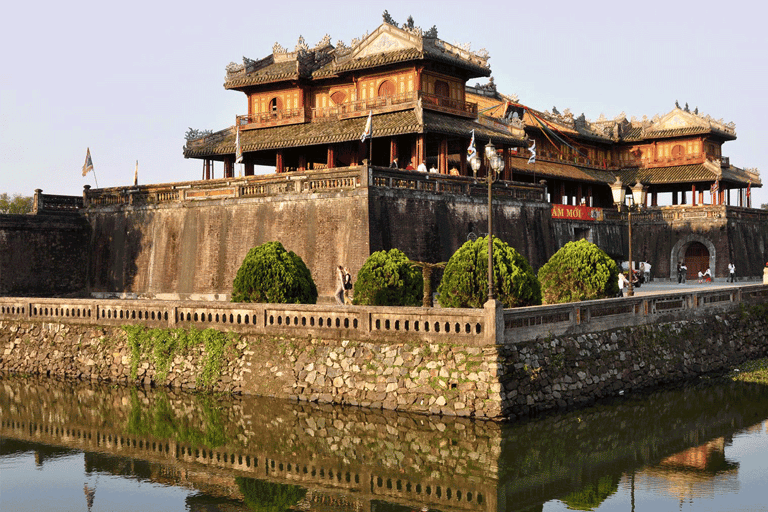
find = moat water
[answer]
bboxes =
[1,373,767,512]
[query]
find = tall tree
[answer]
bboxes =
[0,193,33,214]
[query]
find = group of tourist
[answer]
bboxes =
[390,158,453,174]
[676,261,737,284]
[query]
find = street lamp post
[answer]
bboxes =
[610,178,646,297]
[470,140,505,301]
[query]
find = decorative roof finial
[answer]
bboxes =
[382,10,397,26]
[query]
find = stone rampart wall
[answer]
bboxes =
[83,166,550,301]
[3,286,768,419]
[0,214,89,297]
[85,173,371,301]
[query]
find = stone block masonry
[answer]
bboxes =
[3,287,768,420]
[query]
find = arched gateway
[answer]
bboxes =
[670,235,716,281]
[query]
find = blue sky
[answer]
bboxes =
[2,0,765,205]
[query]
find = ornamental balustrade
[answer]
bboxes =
[236,91,479,130]
[32,192,84,213]
[79,167,546,209]
[3,284,766,346]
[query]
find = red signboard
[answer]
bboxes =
[551,204,603,221]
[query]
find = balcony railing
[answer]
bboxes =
[237,107,309,128]
[238,92,479,130]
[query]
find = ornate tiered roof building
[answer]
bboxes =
[184,15,758,213]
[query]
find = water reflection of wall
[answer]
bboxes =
[2,376,768,512]
[0,376,497,512]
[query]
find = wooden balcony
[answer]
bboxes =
[237,107,310,130]
[238,91,478,130]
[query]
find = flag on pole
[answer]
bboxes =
[360,111,372,142]
[747,180,751,199]
[466,129,476,162]
[235,126,243,164]
[527,140,536,164]
[82,148,94,176]
[133,160,138,186]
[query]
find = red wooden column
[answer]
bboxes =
[224,158,234,178]
[439,138,448,174]
[244,163,254,176]
[276,150,284,173]
[691,185,697,206]
[298,155,307,172]
[390,139,398,166]
[501,147,508,180]
[327,146,335,169]
[415,135,425,167]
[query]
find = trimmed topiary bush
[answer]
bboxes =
[231,241,317,304]
[437,236,541,308]
[353,248,423,306]
[538,239,619,304]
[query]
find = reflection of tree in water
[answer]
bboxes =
[559,474,620,511]
[236,477,307,512]
[125,388,227,448]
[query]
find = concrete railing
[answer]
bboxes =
[3,284,767,346]
[0,298,491,345]
[80,166,547,210]
[502,284,768,343]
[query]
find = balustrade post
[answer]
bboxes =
[484,299,504,345]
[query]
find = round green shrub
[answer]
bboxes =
[437,236,541,308]
[538,239,619,304]
[231,241,317,304]
[353,249,422,306]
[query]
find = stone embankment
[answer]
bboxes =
[3,302,768,420]
[0,322,248,394]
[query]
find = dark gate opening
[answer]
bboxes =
[685,242,709,280]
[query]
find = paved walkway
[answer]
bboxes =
[628,278,762,297]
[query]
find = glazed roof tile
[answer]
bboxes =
[507,157,613,183]
[225,60,300,89]
[184,109,527,159]
[615,164,759,186]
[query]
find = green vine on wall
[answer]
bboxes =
[122,325,237,390]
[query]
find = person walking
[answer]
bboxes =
[728,262,736,283]
[335,265,346,305]
[618,272,629,297]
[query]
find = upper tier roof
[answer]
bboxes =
[224,22,491,90]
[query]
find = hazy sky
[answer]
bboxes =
[2,0,765,205]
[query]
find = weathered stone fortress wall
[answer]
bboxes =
[3,286,767,419]
[83,167,551,300]
[0,213,89,297]
[86,174,371,301]
[0,168,552,301]
[4,168,768,301]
